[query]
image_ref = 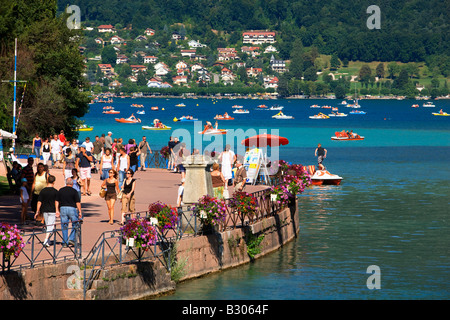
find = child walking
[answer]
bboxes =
[19,178,30,224]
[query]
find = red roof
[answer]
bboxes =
[98,25,114,29]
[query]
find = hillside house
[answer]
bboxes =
[143,56,158,64]
[110,35,125,44]
[116,54,129,64]
[242,31,276,44]
[181,49,196,58]
[144,28,155,36]
[98,25,115,33]
[130,65,147,74]
[188,40,206,48]
[270,55,287,73]
[246,67,263,77]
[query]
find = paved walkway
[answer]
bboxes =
[0,163,266,264]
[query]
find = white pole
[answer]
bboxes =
[12,38,17,149]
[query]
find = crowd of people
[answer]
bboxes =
[8,131,251,241]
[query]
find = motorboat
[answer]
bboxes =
[306,165,343,186]
[257,104,268,109]
[233,109,249,114]
[423,102,435,107]
[332,107,339,111]
[411,104,419,108]
[310,104,321,108]
[232,105,243,108]
[331,130,364,141]
[339,101,348,105]
[198,128,228,135]
[214,113,234,120]
[173,116,198,122]
[328,112,347,117]
[349,110,366,114]
[103,106,113,110]
[311,170,343,185]
[131,104,144,108]
[142,125,171,130]
[115,115,141,123]
[175,103,186,107]
[103,110,120,114]
[321,105,332,109]
[272,111,294,119]
[269,105,284,110]
[136,110,145,115]
[151,106,159,110]
[76,124,93,131]
[309,112,329,119]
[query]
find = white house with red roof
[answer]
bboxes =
[98,25,115,33]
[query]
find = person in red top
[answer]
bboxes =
[58,130,66,144]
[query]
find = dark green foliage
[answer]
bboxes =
[0,0,90,143]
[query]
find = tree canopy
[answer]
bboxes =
[0,0,90,143]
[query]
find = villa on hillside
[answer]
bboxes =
[270,55,287,73]
[242,31,276,44]
[98,24,115,33]
[143,56,158,64]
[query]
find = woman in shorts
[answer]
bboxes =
[101,169,120,225]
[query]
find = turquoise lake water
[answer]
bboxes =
[80,98,450,299]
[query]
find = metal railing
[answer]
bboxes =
[0,221,82,273]
[80,186,291,298]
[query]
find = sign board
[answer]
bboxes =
[243,148,262,184]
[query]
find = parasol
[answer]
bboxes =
[241,133,289,147]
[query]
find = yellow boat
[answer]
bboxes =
[76,124,94,131]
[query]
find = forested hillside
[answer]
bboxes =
[58,0,449,63]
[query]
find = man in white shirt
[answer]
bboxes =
[50,134,63,168]
[82,137,94,152]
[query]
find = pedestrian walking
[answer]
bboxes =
[128,146,139,173]
[138,136,152,171]
[219,144,236,188]
[71,168,82,201]
[62,148,76,182]
[41,138,51,166]
[31,163,47,223]
[35,175,58,247]
[120,169,136,225]
[75,145,93,196]
[32,133,42,163]
[50,134,63,168]
[92,135,104,170]
[105,131,113,150]
[101,169,120,225]
[56,178,82,247]
[117,147,129,189]
[99,148,114,180]
[19,178,30,224]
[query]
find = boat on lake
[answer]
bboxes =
[328,112,347,117]
[176,103,186,107]
[272,111,294,119]
[103,110,120,114]
[331,130,364,141]
[306,165,343,186]
[423,102,435,107]
[173,116,198,122]
[76,124,94,131]
[233,109,249,114]
[309,112,329,119]
[269,105,284,110]
[115,114,141,123]
[349,110,366,114]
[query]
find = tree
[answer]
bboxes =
[359,64,372,84]
[330,54,340,70]
[303,66,318,81]
[334,85,346,99]
[375,63,385,79]
[101,46,117,66]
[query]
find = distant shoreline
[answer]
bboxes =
[93,94,450,101]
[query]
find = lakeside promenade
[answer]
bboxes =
[0,164,267,266]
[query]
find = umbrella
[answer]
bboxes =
[241,133,289,147]
[0,129,17,139]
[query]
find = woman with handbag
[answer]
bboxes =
[101,169,120,225]
[120,169,136,225]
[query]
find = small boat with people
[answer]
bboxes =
[331,130,364,141]
[349,110,366,114]
[321,105,332,109]
[269,105,284,110]
[232,105,243,109]
[142,119,171,130]
[76,124,94,131]
[103,109,120,114]
[131,104,144,108]
[257,104,268,109]
[332,107,339,111]
[339,101,348,105]
[411,104,419,108]
[115,114,141,124]
[214,112,234,120]
[310,104,321,108]
[272,111,294,119]
[432,109,450,116]
[423,102,435,107]
[103,106,114,110]
[151,106,159,111]
[175,103,186,107]
[233,109,250,114]
[173,116,198,122]
[328,112,347,117]
[136,110,145,115]
[309,112,329,119]
[306,165,343,186]
[198,121,227,135]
